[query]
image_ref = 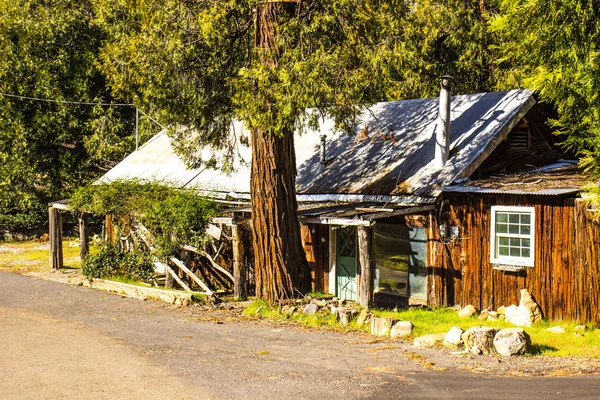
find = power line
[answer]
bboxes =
[0,91,135,107]
[0,91,168,150]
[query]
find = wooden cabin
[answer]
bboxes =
[93,86,600,323]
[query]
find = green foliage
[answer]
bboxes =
[82,243,154,281]
[491,0,600,180]
[71,179,218,256]
[0,0,146,231]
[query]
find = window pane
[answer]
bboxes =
[521,225,531,235]
[509,224,519,234]
[497,213,508,223]
[510,238,520,247]
[522,248,530,258]
[499,237,509,246]
[510,247,520,257]
[509,214,519,224]
[497,223,508,233]
[522,239,530,248]
[499,246,509,256]
[521,214,531,225]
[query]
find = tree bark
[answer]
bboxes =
[49,207,63,269]
[358,226,373,307]
[251,0,310,304]
[251,127,311,304]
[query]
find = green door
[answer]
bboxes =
[336,227,357,301]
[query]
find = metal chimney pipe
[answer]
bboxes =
[320,134,327,165]
[435,75,452,169]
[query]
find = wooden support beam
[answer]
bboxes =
[49,207,63,269]
[358,225,373,307]
[182,245,235,283]
[169,257,214,296]
[232,224,247,300]
[164,262,192,292]
[79,213,90,260]
[364,205,436,220]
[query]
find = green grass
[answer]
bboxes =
[372,307,600,357]
[0,239,82,271]
[244,299,355,330]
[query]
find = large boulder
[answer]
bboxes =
[493,328,530,357]
[370,317,397,336]
[303,303,319,315]
[443,326,464,347]
[458,305,477,318]
[504,289,543,327]
[413,333,445,348]
[462,327,499,355]
[390,321,413,339]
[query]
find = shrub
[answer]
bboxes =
[83,244,154,282]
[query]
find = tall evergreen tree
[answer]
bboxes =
[93,0,413,303]
[0,0,139,231]
[492,0,600,181]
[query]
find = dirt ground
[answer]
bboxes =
[2,271,600,399]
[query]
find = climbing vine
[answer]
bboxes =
[70,179,219,257]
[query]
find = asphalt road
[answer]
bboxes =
[1,271,599,399]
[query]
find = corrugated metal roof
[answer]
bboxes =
[99,89,535,202]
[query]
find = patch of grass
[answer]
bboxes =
[372,307,600,357]
[0,239,82,272]
[243,299,349,330]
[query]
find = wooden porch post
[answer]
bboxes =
[78,213,90,260]
[232,222,247,300]
[49,207,63,269]
[358,225,373,307]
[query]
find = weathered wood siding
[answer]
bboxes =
[430,194,600,323]
[300,224,329,292]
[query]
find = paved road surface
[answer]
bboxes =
[1,271,599,399]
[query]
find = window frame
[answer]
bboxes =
[490,206,535,267]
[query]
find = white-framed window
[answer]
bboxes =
[490,206,535,267]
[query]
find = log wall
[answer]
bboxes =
[431,194,600,323]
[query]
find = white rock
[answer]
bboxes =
[493,328,530,357]
[462,327,499,355]
[390,321,413,339]
[546,326,566,333]
[458,305,477,318]
[574,325,587,332]
[370,317,397,337]
[443,326,464,347]
[413,333,445,348]
[303,303,319,315]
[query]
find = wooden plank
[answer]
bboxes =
[364,205,436,220]
[205,223,222,240]
[169,256,214,296]
[164,262,192,292]
[79,213,89,260]
[357,226,373,307]
[49,207,63,269]
[300,217,372,226]
[182,245,235,283]
[231,224,247,300]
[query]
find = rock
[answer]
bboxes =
[574,325,587,332]
[286,306,296,315]
[546,326,566,333]
[493,328,530,357]
[574,332,584,337]
[370,317,397,337]
[312,299,328,307]
[390,321,413,339]
[443,326,464,347]
[413,333,445,348]
[281,305,290,313]
[356,308,371,327]
[303,303,319,315]
[504,290,543,327]
[458,305,477,318]
[330,306,337,315]
[462,327,499,355]
[497,306,506,315]
[478,310,489,320]
[337,307,358,326]
[488,311,498,318]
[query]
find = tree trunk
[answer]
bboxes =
[251,127,311,304]
[251,0,310,304]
